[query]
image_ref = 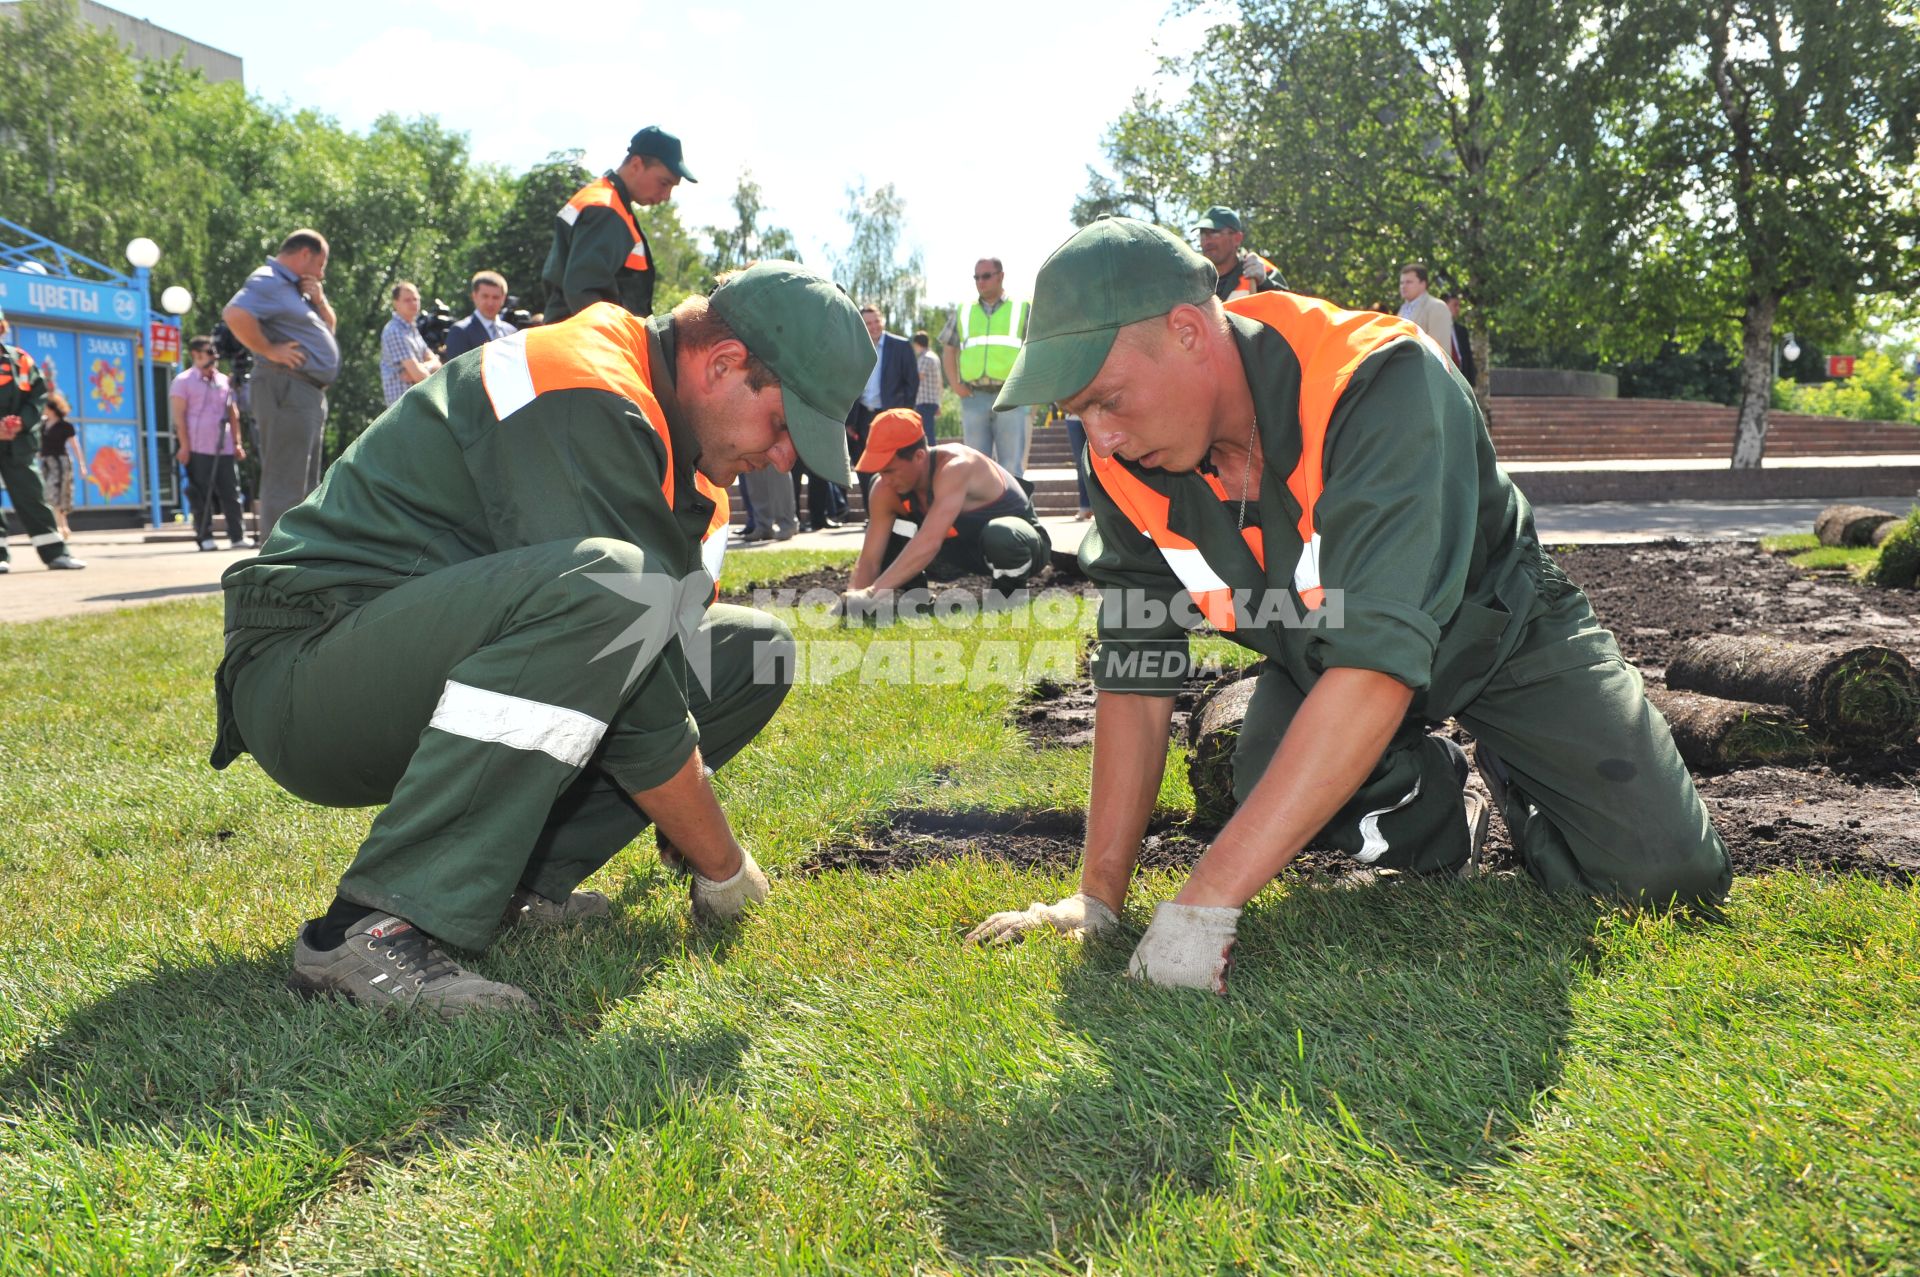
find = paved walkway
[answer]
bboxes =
[2,494,1903,625]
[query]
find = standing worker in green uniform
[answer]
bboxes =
[1194,206,1286,300]
[965,219,1729,992]
[542,126,695,322]
[839,408,1050,613]
[213,263,875,1017]
[0,307,86,573]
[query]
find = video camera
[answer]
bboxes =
[502,295,537,331]
[416,299,457,354]
[209,320,255,383]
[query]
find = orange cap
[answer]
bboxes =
[854,409,930,472]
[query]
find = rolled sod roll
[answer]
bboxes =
[1645,688,1825,769]
[1665,635,1920,740]
[1814,504,1898,547]
[1186,676,1258,827]
[1870,518,1905,548]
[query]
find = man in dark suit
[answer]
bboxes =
[844,302,919,510]
[442,271,518,361]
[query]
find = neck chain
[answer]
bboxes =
[1238,415,1258,531]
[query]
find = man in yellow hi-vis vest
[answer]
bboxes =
[939,257,1031,476]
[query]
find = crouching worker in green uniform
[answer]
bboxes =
[212,263,875,1017]
[964,219,1730,993]
[839,408,1050,615]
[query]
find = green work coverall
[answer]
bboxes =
[0,343,73,566]
[541,171,656,323]
[214,313,791,950]
[1081,316,1730,906]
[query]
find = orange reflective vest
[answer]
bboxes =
[480,304,729,586]
[1088,291,1423,631]
[560,177,652,274]
[1223,254,1282,301]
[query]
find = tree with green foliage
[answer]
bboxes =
[705,170,803,285]
[829,181,923,333]
[1078,0,1599,407]
[1596,0,1920,465]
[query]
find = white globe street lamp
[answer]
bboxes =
[161,286,193,316]
[1782,335,1801,363]
[124,237,161,270]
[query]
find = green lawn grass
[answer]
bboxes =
[1759,532,1881,575]
[3,556,1917,1274]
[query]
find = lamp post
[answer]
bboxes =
[124,237,163,528]
[1772,331,1800,384]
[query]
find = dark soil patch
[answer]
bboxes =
[800,807,1435,881]
[1016,662,1254,749]
[721,563,1093,608]
[1552,541,1920,672]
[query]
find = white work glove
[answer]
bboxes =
[1242,253,1269,284]
[964,893,1118,946]
[689,850,770,922]
[1125,902,1242,994]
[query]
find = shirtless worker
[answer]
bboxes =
[839,408,1051,612]
[964,218,1730,992]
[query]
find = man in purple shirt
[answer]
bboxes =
[170,336,253,550]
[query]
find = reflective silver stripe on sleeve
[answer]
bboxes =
[482,332,536,420]
[428,680,607,768]
[558,202,581,226]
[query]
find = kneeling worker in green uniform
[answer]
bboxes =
[213,263,874,1016]
[966,219,1730,992]
[840,407,1051,612]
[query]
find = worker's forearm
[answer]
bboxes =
[1176,667,1413,908]
[870,531,946,593]
[1082,691,1177,910]
[630,747,744,881]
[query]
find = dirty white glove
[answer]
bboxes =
[1125,902,1241,994]
[964,893,1118,946]
[689,850,770,922]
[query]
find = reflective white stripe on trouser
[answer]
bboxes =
[428,680,606,769]
[30,532,63,546]
[1159,546,1231,595]
[701,526,728,580]
[1293,530,1323,599]
[481,333,536,419]
[1354,777,1423,864]
[892,519,920,537]
[558,202,581,226]
[990,564,1026,579]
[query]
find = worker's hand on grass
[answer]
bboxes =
[964,892,1118,946]
[690,849,770,922]
[1124,902,1240,994]
[837,587,879,625]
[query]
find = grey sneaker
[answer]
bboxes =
[47,554,86,570]
[288,912,537,1018]
[501,886,611,928]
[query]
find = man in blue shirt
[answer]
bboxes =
[221,229,340,540]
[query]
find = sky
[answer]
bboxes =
[124,0,1218,312]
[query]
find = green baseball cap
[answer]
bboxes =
[710,261,872,486]
[628,125,697,183]
[994,218,1216,410]
[1194,206,1243,232]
